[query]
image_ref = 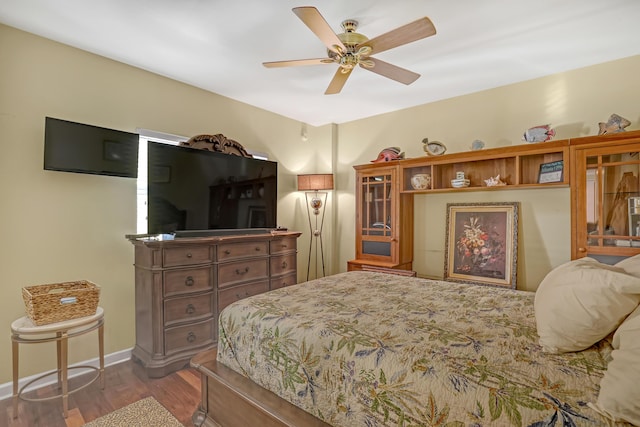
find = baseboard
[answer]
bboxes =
[0,347,133,401]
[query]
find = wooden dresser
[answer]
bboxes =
[129,231,300,377]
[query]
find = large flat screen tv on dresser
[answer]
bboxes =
[147,142,277,235]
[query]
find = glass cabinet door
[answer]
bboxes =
[350,163,412,271]
[582,148,640,255]
[360,172,393,257]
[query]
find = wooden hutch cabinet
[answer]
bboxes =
[129,231,300,377]
[570,130,640,261]
[348,163,414,271]
[349,133,640,272]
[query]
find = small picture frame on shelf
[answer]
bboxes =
[538,160,564,184]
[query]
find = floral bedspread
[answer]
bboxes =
[217,271,624,427]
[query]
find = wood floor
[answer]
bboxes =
[0,359,201,427]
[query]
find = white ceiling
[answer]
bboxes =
[1,0,639,126]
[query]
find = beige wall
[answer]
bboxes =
[0,24,333,384]
[1,21,639,386]
[336,55,640,290]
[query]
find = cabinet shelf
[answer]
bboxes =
[404,182,569,194]
[400,140,569,192]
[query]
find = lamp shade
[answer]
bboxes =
[297,174,334,191]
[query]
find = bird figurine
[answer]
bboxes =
[598,114,631,135]
[371,147,405,163]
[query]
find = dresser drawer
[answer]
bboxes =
[218,241,268,261]
[218,280,269,313]
[163,245,213,268]
[270,272,297,290]
[270,237,297,255]
[164,319,215,355]
[270,253,297,277]
[218,258,268,288]
[164,266,213,297]
[164,292,214,327]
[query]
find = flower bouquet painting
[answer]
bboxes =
[444,202,519,289]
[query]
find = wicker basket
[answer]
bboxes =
[22,280,100,325]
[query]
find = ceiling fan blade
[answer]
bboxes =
[361,57,420,85]
[263,58,333,68]
[362,17,436,56]
[293,6,346,53]
[325,68,353,95]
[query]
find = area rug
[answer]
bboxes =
[82,396,183,427]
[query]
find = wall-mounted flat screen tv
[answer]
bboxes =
[44,117,139,178]
[147,142,278,235]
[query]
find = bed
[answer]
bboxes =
[191,263,640,427]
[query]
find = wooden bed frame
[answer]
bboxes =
[190,349,330,427]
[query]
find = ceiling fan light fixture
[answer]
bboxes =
[356,45,372,57]
[339,53,358,69]
[338,20,369,50]
[359,59,375,68]
[327,44,344,59]
[266,7,436,94]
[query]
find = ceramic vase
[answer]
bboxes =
[411,173,431,190]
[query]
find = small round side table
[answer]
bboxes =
[11,306,105,419]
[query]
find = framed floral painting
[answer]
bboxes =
[444,202,519,289]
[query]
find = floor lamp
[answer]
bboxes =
[297,174,334,281]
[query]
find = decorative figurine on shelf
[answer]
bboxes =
[470,139,485,151]
[371,146,405,163]
[451,171,470,188]
[523,125,556,143]
[410,173,431,190]
[422,138,447,156]
[598,113,631,135]
[484,174,506,187]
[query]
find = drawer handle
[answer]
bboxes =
[186,253,193,258]
[281,261,287,269]
[281,244,288,248]
[185,276,195,286]
[224,250,231,255]
[235,267,249,275]
[186,304,196,314]
[255,247,261,251]
[235,291,250,300]
[187,332,196,343]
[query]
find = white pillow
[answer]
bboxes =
[612,302,640,350]
[615,253,640,278]
[589,304,640,425]
[534,257,640,353]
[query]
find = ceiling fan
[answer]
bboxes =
[263,6,436,95]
